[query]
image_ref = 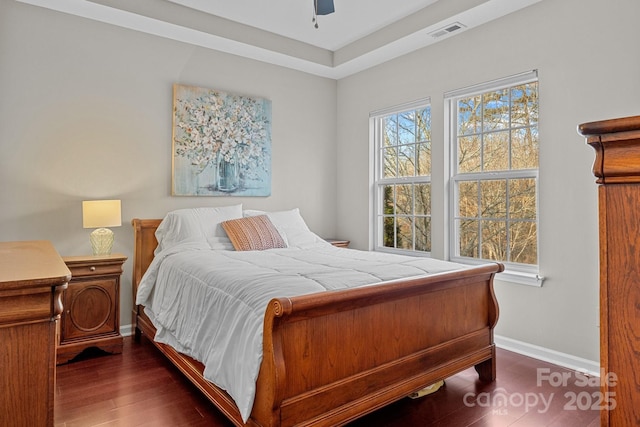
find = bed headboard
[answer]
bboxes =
[131,218,162,291]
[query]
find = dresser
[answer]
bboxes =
[0,240,70,427]
[57,254,127,364]
[579,115,640,426]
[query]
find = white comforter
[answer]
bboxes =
[136,241,465,422]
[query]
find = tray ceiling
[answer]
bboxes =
[17,0,542,79]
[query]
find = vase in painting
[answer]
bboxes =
[217,150,239,192]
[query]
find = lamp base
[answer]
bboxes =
[90,228,114,256]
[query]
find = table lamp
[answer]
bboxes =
[82,200,122,255]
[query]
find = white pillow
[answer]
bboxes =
[243,208,326,248]
[155,204,243,253]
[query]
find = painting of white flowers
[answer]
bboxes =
[172,84,272,196]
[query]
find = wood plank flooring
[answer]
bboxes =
[55,337,600,426]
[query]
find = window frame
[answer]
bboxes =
[445,70,543,286]
[370,98,432,256]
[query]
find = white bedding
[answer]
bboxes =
[136,240,466,422]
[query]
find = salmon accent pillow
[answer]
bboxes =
[221,215,287,251]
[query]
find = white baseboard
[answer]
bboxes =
[120,323,134,337]
[495,335,600,377]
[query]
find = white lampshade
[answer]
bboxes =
[82,200,122,255]
[82,200,122,228]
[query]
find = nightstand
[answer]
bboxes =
[57,254,127,364]
[325,238,350,248]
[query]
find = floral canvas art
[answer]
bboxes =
[172,84,272,196]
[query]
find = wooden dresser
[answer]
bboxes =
[0,240,70,427]
[579,115,640,426]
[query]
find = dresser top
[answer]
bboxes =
[0,240,71,288]
[578,114,640,137]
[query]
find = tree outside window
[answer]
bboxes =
[450,74,539,268]
[373,102,432,253]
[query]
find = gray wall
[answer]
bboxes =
[336,0,640,362]
[0,1,337,329]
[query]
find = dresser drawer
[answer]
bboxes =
[0,288,53,324]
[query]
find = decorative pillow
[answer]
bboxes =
[221,215,287,251]
[243,208,326,248]
[155,204,243,253]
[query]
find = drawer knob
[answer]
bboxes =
[90,266,96,271]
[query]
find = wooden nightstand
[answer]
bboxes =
[57,254,127,364]
[325,238,350,248]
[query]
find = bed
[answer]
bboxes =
[131,206,503,427]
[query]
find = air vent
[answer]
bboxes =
[429,22,466,38]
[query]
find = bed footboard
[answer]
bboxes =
[253,263,503,427]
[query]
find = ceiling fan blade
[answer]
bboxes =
[315,0,335,15]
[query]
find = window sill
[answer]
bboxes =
[496,270,544,287]
[375,249,544,287]
[449,256,543,287]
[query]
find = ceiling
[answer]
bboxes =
[17,0,541,79]
[166,0,441,51]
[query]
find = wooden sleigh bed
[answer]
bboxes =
[131,218,504,427]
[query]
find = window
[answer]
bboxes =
[371,99,431,253]
[446,71,540,282]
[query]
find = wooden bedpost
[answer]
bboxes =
[131,219,161,341]
[474,346,496,381]
[474,261,501,381]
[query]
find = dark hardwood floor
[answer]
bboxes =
[55,337,600,426]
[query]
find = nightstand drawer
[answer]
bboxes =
[63,254,126,278]
[66,262,123,277]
